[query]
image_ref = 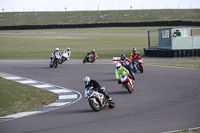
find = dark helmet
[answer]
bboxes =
[132,48,137,52]
[120,54,126,61]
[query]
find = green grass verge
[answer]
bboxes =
[0,27,151,60]
[0,27,199,68]
[0,78,58,117]
[145,61,200,69]
[172,128,200,133]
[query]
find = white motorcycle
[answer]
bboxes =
[50,52,61,68]
[60,51,70,64]
[85,87,115,112]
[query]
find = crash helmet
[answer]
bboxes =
[116,63,122,70]
[55,48,59,51]
[132,48,137,53]
[83,76,90,85]
[92,49,95,52]
[67,47,70,51]
[120,54,126,61]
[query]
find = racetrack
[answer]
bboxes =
[0,60,200,133]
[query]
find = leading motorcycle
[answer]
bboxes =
[85,87,115,112]
[50,52,61,68]
[119,73,134,93]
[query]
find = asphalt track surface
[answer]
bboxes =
[0,60,200,133]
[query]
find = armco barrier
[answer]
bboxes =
[143,48,200,57]
[0,20,200,30]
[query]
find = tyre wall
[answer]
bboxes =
[143,48,200,57]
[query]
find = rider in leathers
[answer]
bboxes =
[51,48,61,61]
[61,47,71,61]
[83,76,111,100]
[119,54,131,66]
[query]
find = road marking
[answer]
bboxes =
[32,84,53,88]
[17,80,37,84]
[59,95,78,99]
[0,72,82,122]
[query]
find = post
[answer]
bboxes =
[148,31,150,48]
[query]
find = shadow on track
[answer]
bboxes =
[108,91,130,95]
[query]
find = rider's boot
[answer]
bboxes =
[134,63,139,71]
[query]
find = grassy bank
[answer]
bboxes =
[145,61,200,69]
[0,9,200,26]
[0,27,199,68]
[172,128,200,133]
[0,27,151,60]
[0,78,58,117]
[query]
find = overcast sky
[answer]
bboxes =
[0,0,200,12]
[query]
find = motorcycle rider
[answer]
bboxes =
[62,47,71,61]
[90,49,98,60]
[130,48,140,71]
[119,54,131,65]
[51,48,61,61]
[83,76,111,100]
[115,63,130,83]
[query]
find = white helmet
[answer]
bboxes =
[67,47,70,51]
[55,48,59,51]
[116,63,122,70]
[83,76,90,85]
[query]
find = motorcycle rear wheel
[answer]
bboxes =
[91,59,96,63]
[89,98,101,111]
[108,99,115,108]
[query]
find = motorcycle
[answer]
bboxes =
[121,60,135,80]
[50,52,61,68]
[59,51,70,64]
[83,52,97,64]
[119,73,134,93]
[85,87,115,112]
[133,56,144,73]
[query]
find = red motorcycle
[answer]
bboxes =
[133,56,144,73]
[119,73,134,93]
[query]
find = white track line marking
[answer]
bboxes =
[4,76,23,80]
[59,95,78,99]
[17,80,37,84]
[50,89,71,93]
[46,102,70,107]
[1,111,41,119]
[32,84,54,88]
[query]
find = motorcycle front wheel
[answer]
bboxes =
[129,69,135,80]
[50,61,53,68]
[125,82,133,93]
[88,98,101,111]
[83,59,87,64]
[138,64,143,73]
[54,60,58,68]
